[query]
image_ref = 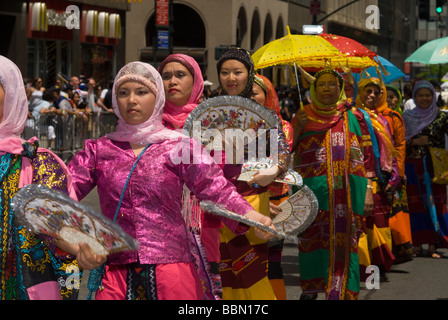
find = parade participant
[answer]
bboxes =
[66,61,273,300]
[355,78,400,280]
[252,74,294,193]
[382,83,413,264]
[292,68,375,300]
[159,53,223,299]
[0,55,80,300]
[403,80,448,258]
[342,73,357,102]
[252,74,293,300]
[159,53,203,130]
[386,84,403,115]
[216,48,291,300]
[218,48,256,98]
[216,48,290,196]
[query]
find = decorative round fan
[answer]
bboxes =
[237,158,303,186]
[184,96,318,238]
[183,95,280,152]
[272,186,319,237]
[200,200,298,242]
[11,184,139,256]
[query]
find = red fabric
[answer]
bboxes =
[95,262,204,300]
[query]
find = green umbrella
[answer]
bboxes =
[405,36,448,64]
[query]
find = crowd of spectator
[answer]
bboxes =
[22,74,118,155]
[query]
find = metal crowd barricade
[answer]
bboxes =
[22,111,118,163]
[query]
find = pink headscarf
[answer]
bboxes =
[0,55,28,142]
[107,61,185,145]
[158,54,204,129]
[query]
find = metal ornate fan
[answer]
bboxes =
[200,200,298,242]
[183,95,299,185]
[199,186,319,242]
[237,157,303,186]
[12,184,139,256]
[272,186,319,237]
[183,95,280,151]
[184,96,318,238]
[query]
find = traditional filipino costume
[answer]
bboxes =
[254,74,293,300]
[403,80,448,249]
[293,69,375,300]
[159,53,223,300]
[216,48,289,300]
[380,84,412,264]
[354,78,400,278]
[68,61,254,300]
[0,56,80,300]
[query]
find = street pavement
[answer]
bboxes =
[78,188,448,301]
[282,241,448,300]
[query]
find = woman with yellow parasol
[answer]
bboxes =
[292,67,376,300]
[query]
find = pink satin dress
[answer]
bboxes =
[68,136,252,299]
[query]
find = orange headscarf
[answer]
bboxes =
[253,74,282,119]
[254,74,293,150]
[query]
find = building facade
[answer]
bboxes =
[1,0,129,88]
[126,0,420,87]
[126,0,289,86]
[1,1,432,88]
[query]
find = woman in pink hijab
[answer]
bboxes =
[159,53,204,130]
[0,55,80,300]
[159,54,238,300]
[67,61,273,300]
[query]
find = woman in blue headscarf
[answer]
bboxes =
[403,80,448,258]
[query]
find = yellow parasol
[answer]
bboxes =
[252,26,377,72]
[251,26,378,108]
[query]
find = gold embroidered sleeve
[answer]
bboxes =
[31,152,69,194]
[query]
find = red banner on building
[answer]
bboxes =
[310,0,320,16]
[156,0,169,26]
[404,62,411,74]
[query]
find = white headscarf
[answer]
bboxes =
[0,56,28,142]
[106,61,185,145]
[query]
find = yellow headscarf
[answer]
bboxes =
[303,69,349,133]
[356,78,388,113]
[355,77,397,171]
